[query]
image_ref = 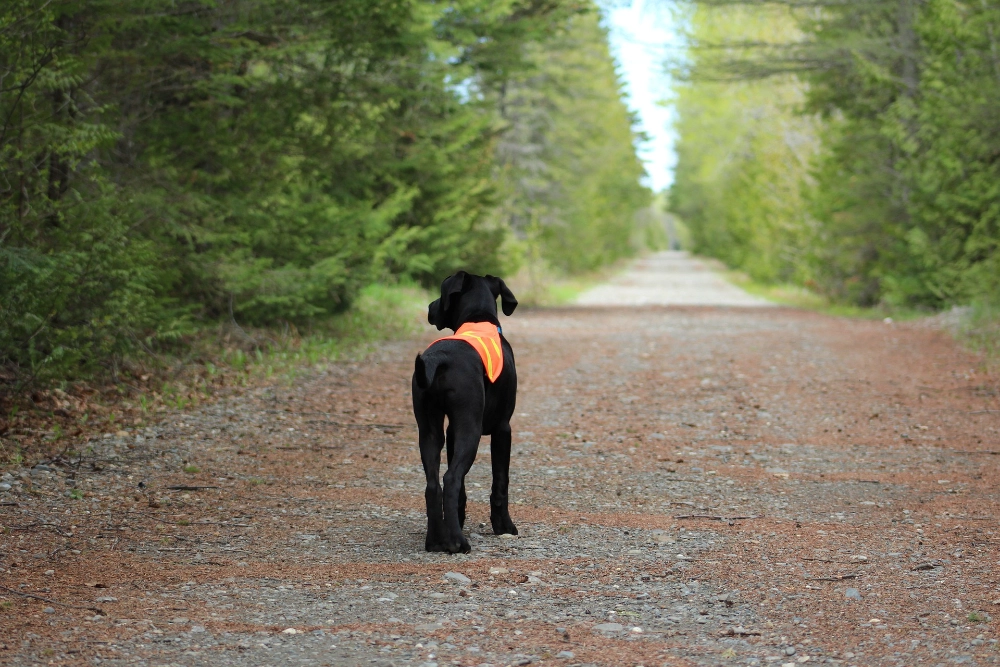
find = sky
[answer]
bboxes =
[603,0,681,192]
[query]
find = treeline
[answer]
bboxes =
[0,0,649,387]
[670,0,1000,309]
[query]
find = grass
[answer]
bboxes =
[954,302,1000,366]
[506,257,636,307]
[721,268,926,321]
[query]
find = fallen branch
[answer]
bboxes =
[674,514,759,521]
[912,562,942,571]
[720,626,761,636]
[166,486,219,491]
[805,573,860,581]
[0,585,104,615]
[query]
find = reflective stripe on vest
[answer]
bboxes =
[427,321,504,383]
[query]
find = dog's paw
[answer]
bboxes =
[491,514,518,536]
[446,537,471,554]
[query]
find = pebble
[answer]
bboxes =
[190,625,206,633]
[444,572,471,585]
[0,483,11,491]
[785,646,796,656]
[556,650,575,658]
[592,622,624,633]
[282,628,298,635]
[171,617,190,624]
[845,588,861,600]
[44,570,54,576]
[43,607,55,614]
[489,567,508,575]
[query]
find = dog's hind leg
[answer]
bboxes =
[489,421,518,536]
[445,422,468,529]
[441,414,481,554]
[417,409,448,552]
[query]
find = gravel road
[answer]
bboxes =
[575,252,771,307]
[2,259,999,667]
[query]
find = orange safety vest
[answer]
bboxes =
[428,321,504,383]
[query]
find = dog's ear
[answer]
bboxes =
[486,275,518,316]
[427,298,445,330]
[439,271,468,315]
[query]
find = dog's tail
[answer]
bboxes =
[414,353,448,389]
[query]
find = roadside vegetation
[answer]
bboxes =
[669,0,1000,346]
[0,0,653,455]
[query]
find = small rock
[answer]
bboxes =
[282,628,298,635]
[171,617,189,624]
[44,570,55,576]
[95,596,118,603]
[556,651,575,658]
[190,625,206,633]
[785,646,796,656]
[592,623,624,633]
[43,607,55,614]
[444,572,471,585]
[631,626,643,633]
[489,567,508,575]
[0,483,11,492]
[415,622,443,632]
[845,588,861,600]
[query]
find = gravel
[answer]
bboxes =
[1,260,999,666]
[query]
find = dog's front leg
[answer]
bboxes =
[489,422,518,536]
[419,424,448,552]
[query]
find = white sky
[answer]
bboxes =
[603,0,680,192]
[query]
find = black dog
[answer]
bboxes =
[412,271,518,553]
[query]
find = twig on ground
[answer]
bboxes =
[0,585,104,615]
[166,485,219,491]
[674,514,759,521]
[805,574,860,581]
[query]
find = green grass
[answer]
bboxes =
[955,302,1000,365]
[722,269,926,321]
[507,258,633,307]
[183,465,200,474]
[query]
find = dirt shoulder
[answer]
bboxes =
[1,305,999,667]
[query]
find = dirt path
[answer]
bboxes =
[575,252,771,307]
[2,274,1000,667]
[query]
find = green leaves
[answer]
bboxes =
[672,0,1000,309]
[3,0,643,389]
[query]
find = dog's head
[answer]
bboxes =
[427,271,517,331]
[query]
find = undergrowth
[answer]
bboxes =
[954,302,1000,367]
[0,283,429,471]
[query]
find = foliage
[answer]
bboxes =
[670,0,1000,310]
[0,0,648,390]
[494,9,651,274]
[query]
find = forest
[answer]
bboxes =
[671,0,1000,311]
[0,0,650,392]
